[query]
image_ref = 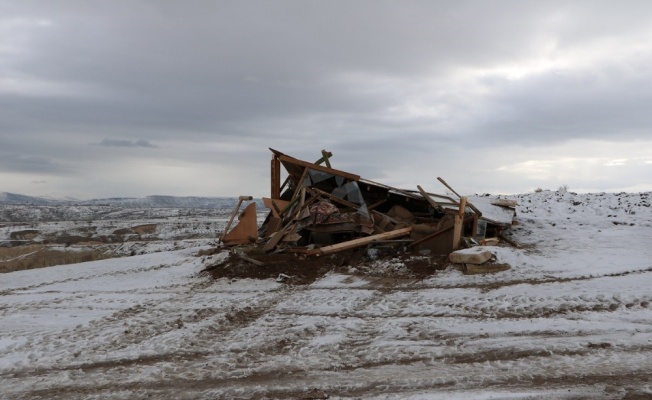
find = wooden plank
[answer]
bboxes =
[222,202,258,245]
[271,156,281,199]
[279,175,290,195]
[452,196,467,250]
[417,185,445,212]
[220,196,253,243]
[262,197,281,218]
[458,196,467,218]
[276,153,360,181]
[307,187,361,210]
[221,197,244,243]
[436,177,482,217]
[237,253,264,267]
[317,149,333,168]
[289,167,310,203]
[452,215,462,250]
[262,222,297,252]
[264,217,282,238]
[312,227,412,256]
[367,199,386,210]
[437,176,462,198]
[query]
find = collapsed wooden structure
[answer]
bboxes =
[222,149,517,257]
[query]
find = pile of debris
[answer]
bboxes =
[215,149,518,276]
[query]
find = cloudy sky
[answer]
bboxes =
[2,1,652,199]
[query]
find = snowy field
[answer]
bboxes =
[1,191,652,399]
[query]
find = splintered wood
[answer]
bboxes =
[222,149,517,263]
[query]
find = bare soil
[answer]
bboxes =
[201,245,449,285]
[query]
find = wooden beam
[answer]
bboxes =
[262,197,281,218]
[277,154,360,181]
[367,199,386,210]
[458,196,467,219]
[437,176,462,198]
[436,177,482,216]
[316,149,332,168]
[452,215,463,251]
[417,185,445,212]
[271,156,281,199]
[237,253,264,267]
[279,175,291,194]
[307,187,361,210]
[311,227,412,256]
[290,167,311,201]
[452,196,467,250]
[262,222,297,253]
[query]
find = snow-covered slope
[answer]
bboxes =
[1,191,651,399]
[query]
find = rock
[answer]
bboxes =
[449,247,493,264]
[464,263,511,275]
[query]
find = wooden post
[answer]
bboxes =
[452,196,467,250]
[271,155,281,199]
[320,149,332,168]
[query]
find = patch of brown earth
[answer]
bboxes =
[202,246,447,285]
[0,244,111,273]
[132,224,157,235]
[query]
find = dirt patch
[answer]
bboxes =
[203,249,339,285]
[202,246,447,285]
[112,228,134,235]
[0,244,111,273]
[8,229,40,246]
[133,224,156,235]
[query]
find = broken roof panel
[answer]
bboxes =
[466,195,516,226]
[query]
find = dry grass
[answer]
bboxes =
[0,244,111,273]
[133,224,157,235]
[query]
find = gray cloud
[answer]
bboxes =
[0,152,68,174]
[96,138,159,148]
[1,1,652,198]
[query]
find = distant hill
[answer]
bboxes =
[0,192,262,209]
[0,193,62,206]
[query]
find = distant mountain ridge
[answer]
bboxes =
[0,192,262,209]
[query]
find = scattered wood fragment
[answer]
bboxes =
[222,200,258,246]
[220,195,253,244]
[237,253,265,266]
[310,227,413,256]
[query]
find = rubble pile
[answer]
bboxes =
[214,149,518,278]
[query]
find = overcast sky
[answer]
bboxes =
[2,1,651,199]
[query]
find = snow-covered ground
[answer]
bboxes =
[1,191,651,399]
